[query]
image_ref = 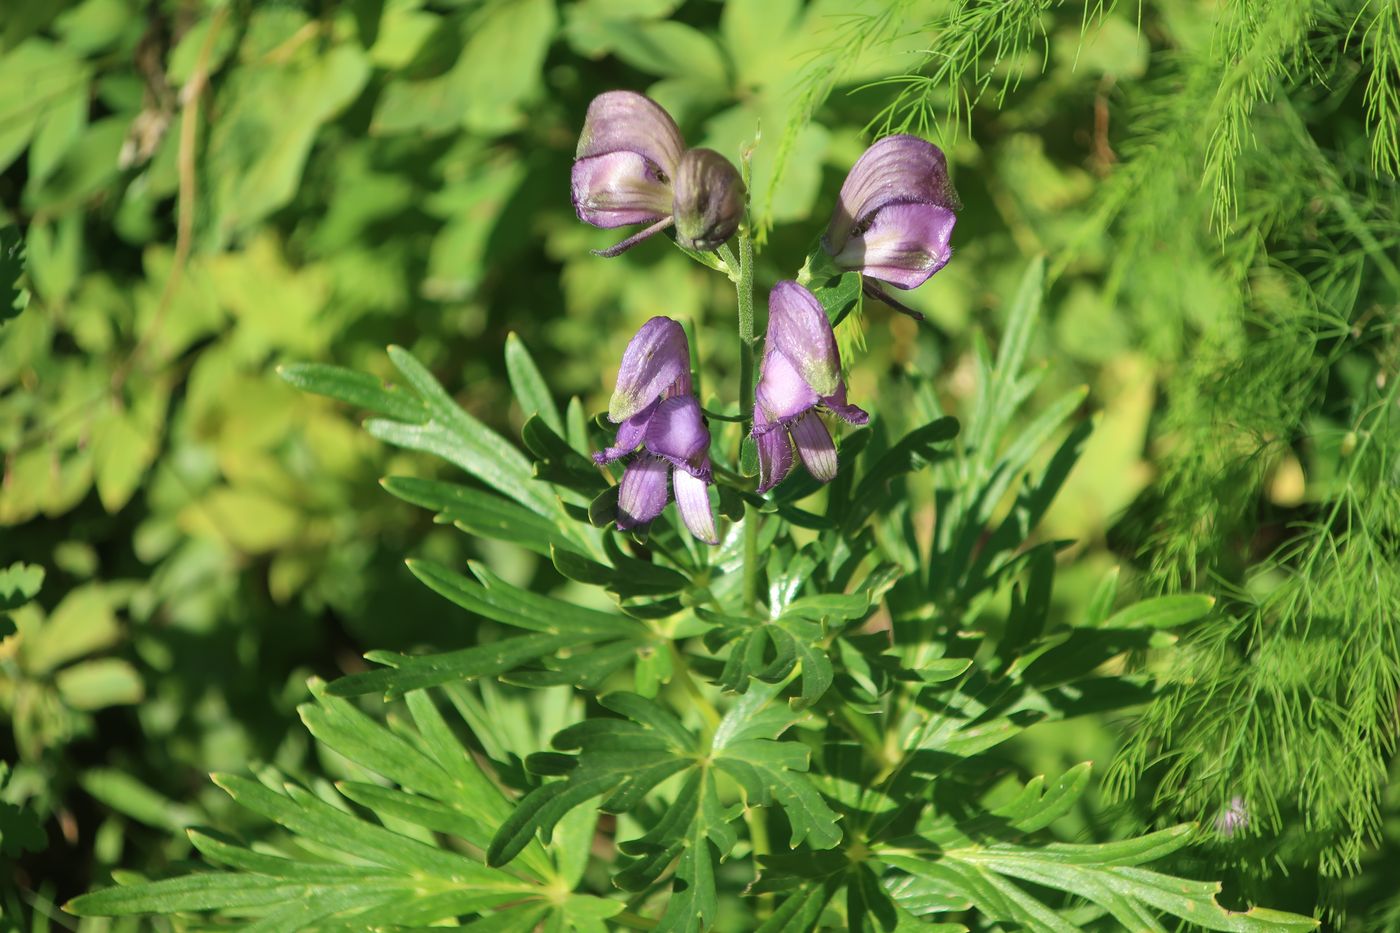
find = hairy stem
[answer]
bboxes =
[736,228,761,611]
[736,228,755,420]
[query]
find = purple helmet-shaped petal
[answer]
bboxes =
[607,317,691,422]
[751,282,868,493]
[766,281,842,398]
[755,346,820,427]
[822,135,959,290]
[593,402,657,466]
[573,92,684,230]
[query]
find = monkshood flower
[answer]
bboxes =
[594,317,718,544]
[752,282,869,493]
[572,91,744,257]
[821,134,960,319]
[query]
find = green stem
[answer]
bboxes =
[670,643,720,737]
[725,227,760,611]
[736,229,755,422]
[745,805,774,917]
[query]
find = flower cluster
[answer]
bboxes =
[577,91,959,542]
[572,91,745,257]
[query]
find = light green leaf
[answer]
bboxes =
[55,658,144,710]
[1100,594,1216,630]
[80,768,193,831]
[612,20,727,84]
[211,44,370,239]
[0,561,44,611]
[0,40,90,173]
[506,332,563,435]
[22,583,120,674]
[277,363,429,422]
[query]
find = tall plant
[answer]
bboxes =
[68,91,1315,932]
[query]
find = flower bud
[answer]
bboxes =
[671,148,745,252]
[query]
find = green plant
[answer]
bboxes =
[68,225,1316,927]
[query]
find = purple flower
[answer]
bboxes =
[752,282,868,493]
[595,317,718,544]
[572,91,744,258]
[1214,796,1248,838]
[822,135,960,318]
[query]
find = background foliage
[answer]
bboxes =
[1,0,1397,928]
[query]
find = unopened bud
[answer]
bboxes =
[671,148,745,252]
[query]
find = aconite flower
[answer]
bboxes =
[594,317,718,543]
[572,91,744,257]
[822,135,960,318]
[752,282,868,493]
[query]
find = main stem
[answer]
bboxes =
[736,227,755,418]
[732,227,759,611]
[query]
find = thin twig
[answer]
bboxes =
[112,6,228,393]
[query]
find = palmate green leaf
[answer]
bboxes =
[488,683,840,930]
[710,613,834,710]
[284,345,567,522]
[521,414,608,497]
[881,843,1318,933]
[849,862,968,933]
[68,686,621,931]
[284,344,604,556]
[842,416,959,530]
[277,363,429,423]
[382,476,582,559]
[754,881,839,933]
[965,257,1044,459]
[329,559,648,699]
[371,346,560,518]
[875,765,1317,932]
[551,543,691,599]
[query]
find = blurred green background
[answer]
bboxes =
[2,0,1397,927]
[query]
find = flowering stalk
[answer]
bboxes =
[720,216,759,608]
[737,226,758,611]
